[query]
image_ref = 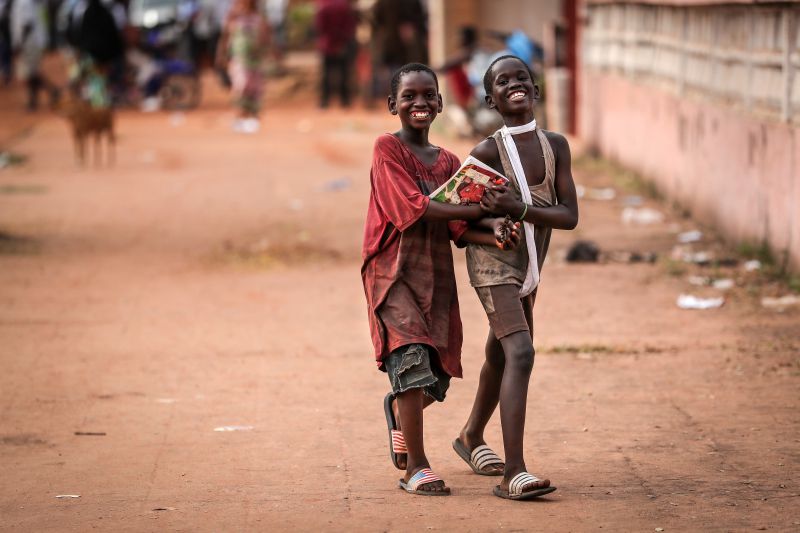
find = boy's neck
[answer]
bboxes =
[503,109,536,128]
[396,127,430,148]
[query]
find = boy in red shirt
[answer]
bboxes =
[362,63,515,495]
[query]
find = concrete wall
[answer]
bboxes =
[579,1,800,270]
[579,70,800,269]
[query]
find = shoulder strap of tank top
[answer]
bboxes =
[492,131,518,192]
[535,128,558,205]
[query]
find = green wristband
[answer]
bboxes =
[517,202,528,222]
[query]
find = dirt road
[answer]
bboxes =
[0,77,798,532]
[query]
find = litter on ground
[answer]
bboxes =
[586,187,616,200]
[622,207,664,225]
[566,240,600,263]
[682,251,713,265]
[677,294,725,310]
[761,295,800,310]
[213,425,254,432]
[623,195,643,206]
[712,279,734,290]
[322,178,351,192]
[744,260,762,272]
[678,230,703,243]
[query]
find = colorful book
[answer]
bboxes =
[429,156,509,204]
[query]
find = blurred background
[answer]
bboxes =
[1,0,797,268]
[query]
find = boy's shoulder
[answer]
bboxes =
[541,129,569,152]
[374,132,401,151]
[470,136,501,165]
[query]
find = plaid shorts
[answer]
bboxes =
[383,344,450,402]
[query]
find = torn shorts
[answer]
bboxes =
[383,344,450,402]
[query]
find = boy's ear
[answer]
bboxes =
[533,84,541,101]
[485,94,496,110]
[388,95,398,115]
[437,93,443,113]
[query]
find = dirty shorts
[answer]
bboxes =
[474,284,532,340]
[383,344,451,402]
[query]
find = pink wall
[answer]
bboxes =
[579,71,800,270]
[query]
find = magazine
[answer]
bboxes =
[429,156,509,205]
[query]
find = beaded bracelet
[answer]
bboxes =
[517,202,528,223]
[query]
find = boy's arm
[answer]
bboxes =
[454,219,521,248]
[458,228,499,247]
[421,200,484,222]
[480,133,579,230]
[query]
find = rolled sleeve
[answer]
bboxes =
[448,220,468,246]
[372,157,430,231]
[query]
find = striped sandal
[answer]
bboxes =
[383,393,406,469]
[493,472,557,500]
[452,439,504,476]
[398,468,450,496]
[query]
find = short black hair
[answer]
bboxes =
[482,55,534,95]
[391,63,439,98]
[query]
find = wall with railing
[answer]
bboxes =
[579,1,800,270]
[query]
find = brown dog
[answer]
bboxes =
[63,98,116,166]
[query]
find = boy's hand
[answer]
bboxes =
[493,216,521,251]
[481,185,523,218]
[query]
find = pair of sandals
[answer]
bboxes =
[385,392,557,500]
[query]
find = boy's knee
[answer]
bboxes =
[486,349,505,369]
[506,344,535,374]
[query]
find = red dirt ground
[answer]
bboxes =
[0,65,798,532]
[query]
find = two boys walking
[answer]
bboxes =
[362,58,579,500]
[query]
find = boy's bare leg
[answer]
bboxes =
[396,388,449,493]
[456,331,505,474]
[497,330,549,490]
[392,393,435,470]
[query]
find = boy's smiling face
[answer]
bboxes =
[485,57,539,116]
[389,71,443,130]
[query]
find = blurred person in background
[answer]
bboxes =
[68,0,123,108]
[103,0,127,104]
[264,0,286,74]
[210,0,233,87]
[315,0,356,109]
[58,0,86,49]
[0,0,13,85]
[104,0,126,31]
[12,0,60,110]
[369,0,428,104]
[188,0,224,69]
[75,0,123,66]
[217,0,269,133]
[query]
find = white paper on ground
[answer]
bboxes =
[677,294,725,310]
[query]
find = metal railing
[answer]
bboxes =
[583,3,800,122]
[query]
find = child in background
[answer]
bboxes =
[217,0,269,133]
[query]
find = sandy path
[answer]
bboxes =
[0,79,798,531]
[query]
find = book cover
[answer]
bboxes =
[429,156,509,205]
